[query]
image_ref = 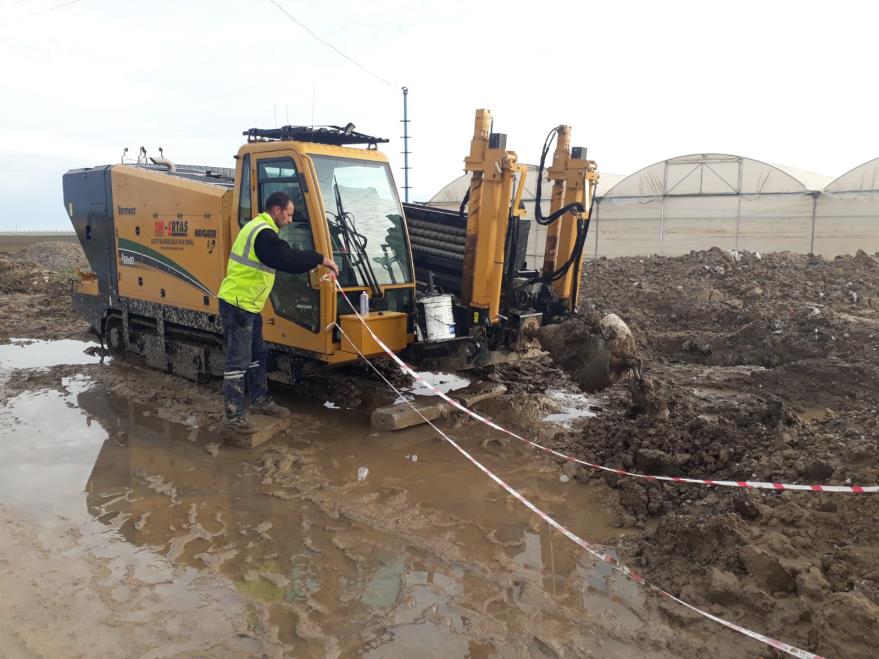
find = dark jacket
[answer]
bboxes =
[253,229,323,274]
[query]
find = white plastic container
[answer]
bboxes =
[359,291,369,316]
[420,294,456,341]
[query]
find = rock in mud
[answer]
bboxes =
[538,314,638,393]
[538,314,670,419]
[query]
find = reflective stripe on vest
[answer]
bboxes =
[228,219,274,273]
[217,213,279,313]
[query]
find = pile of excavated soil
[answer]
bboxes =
[10,240,89,272]
[0,253,50,295]
[582,247,879,369]
[532,247,879,657]
[0,246,88,341]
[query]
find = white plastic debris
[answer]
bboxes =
[405,454,418,463]
[809,307,821,318]
[559,474,570,483]
[357,466,369,482]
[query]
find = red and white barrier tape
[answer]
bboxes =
[335,284,876,495]
[333,317,822,658]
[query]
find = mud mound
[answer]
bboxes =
[0,253,46,294]
[11,241,88,272]
[0,250,87,340]
[538,313,640,392]
[563,391,877,521]
[0,241,85,295]
[582,247,879,367]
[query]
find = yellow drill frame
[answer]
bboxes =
[460,109,527,324]
[541,127,599,309]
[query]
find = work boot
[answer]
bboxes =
[251,399,290,418]
[221,415,257,434]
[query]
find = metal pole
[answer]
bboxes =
[661,161,668,256]
[658,201,665,256]
[810,192,818,255]
[735,158,743,251]
[401,86,411,203]
[735,194,742,251]
[593,199,600,259]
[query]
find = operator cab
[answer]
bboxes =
[233,125,415,360]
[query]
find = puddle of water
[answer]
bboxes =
[0,369,674,658]
[405,371,470,398]
[0,375,106,520]
[689,385,750,403]
[0,338,103,371]
[797,407,834,424]
[542,389,599,427]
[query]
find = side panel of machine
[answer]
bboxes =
[62,167,117,297]
[110,166,232,314]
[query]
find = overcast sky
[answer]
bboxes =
[0,0,875,230]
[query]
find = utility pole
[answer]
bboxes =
[401,86,411,203]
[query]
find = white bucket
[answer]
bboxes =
[420,294,456,341]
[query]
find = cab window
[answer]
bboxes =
[237,154,252,227]
[256,157,320,333]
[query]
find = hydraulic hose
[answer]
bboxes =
[533,127,585,226]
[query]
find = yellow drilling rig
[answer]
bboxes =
[63,109,599,382]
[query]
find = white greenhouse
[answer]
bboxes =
[814,158,879,256]
[426,154,879,260]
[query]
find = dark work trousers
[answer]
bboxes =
[219,298,269,419]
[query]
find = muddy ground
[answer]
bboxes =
[0,242,89,341]
[532,248,879,658]
[1,242,877,657]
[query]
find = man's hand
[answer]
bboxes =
[321,256,340,279]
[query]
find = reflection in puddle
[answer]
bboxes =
[0,376,105,519]
[0,363,672,657]
[403,371,470,399]
[0,338,103,371]
[542,389,599,427]
[797,407,833,424]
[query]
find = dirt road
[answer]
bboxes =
[1,241,877,657]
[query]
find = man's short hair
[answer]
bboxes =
[265,191,292,212]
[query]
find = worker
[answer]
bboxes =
[217,191,339,433]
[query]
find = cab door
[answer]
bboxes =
[238,150,333,355]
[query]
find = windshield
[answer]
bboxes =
[311,155,411,287]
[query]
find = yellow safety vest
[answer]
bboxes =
[217,213,278,313]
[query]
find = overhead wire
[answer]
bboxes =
[0,0,82,26]
[267,0,392,87]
